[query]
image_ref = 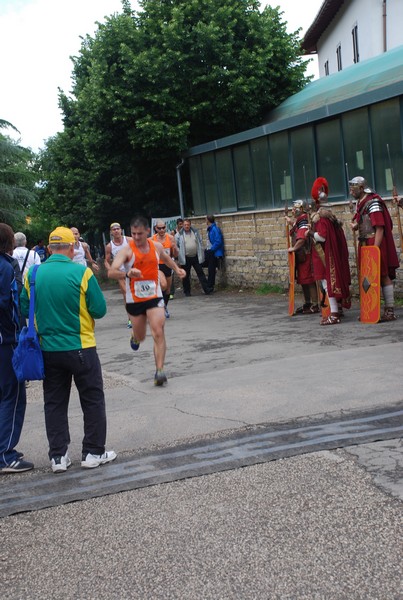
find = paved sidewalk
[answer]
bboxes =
[1,288,402,599]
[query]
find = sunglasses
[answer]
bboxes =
[156,226,166,230]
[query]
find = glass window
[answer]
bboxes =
[336,44,342,71]
[250,137,273,209]
[233,144,255,210]
[216,149,236,212]
[269,132,291,208]
[342,108,371,191]
[352,24,359,64]
[290,127,316,202]
[201,154,219,214]
[370,99,403,197]
[316,119,344,199]
[189,157,205,215]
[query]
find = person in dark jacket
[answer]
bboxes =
[0,223,33,473]
[204,215,224,292]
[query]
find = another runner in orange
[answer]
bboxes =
[108,215,186,386]
[152,219,178,318]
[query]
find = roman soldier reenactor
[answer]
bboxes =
[285,200,319,314]
[350,176,399,322]
[308,177,351,325]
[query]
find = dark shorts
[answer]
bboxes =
[159,264,172,277]
[126,298,164,316]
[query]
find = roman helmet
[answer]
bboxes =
[292,199,306,216]
[348,176,372,194]
[311,177,329,208]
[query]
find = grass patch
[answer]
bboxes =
[256,283,284,295]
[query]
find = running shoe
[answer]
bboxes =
[130,336,140,351]
[154,370,168,386]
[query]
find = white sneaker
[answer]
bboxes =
[81,450,117,469]
[51,454,72,474]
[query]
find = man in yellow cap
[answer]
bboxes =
[21,227,116,474]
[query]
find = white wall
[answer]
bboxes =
[317,0,403,77]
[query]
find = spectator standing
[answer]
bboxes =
[204,215,224,292]
[176,219,211,296]
[0,223,33,473]
[169,218,184,299]
[13,232,41,283]
[21,227,116,474]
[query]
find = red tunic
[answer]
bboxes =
[312,216,351,305]
[290,214,315,285]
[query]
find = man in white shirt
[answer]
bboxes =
[13,232,41,282]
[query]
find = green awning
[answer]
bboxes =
[187,45,403,157]
[266,44,403,124]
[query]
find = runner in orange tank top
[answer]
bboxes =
[152,219,178,318]
[108,215,186,386]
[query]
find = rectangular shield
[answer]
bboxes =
[360,245,381,324]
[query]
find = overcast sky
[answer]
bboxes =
[0,0,322,151]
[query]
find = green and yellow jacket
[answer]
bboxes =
[21,254,106,352]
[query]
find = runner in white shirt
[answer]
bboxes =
[104,222,130,326]
[70,227,99,271]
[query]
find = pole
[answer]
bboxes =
[386,144,403,253]
[345,163,359,279]
[176,158,185,218]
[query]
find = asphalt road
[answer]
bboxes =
[1,287,402,599]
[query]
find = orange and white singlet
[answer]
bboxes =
[152,233,173,264]
[125,238,162,303]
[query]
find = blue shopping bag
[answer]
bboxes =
[12,265,45,382]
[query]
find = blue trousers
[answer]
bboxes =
[0,345,27,468]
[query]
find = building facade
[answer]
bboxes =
[181,4,403,293]
[303,0,403,77]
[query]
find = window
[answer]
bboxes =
[352,24,359,63]
[316,119,344,199]
[269,132,291,208]
[370,99,403,197]
[216,149,236,212]
[336,44,342,71]
[201,154,219,214]
[189,157,206,215]
[342,108,370,188]
[324,60,329,76]
[250,138,273,209]
[233,145,255,210]
[290,127,316,201]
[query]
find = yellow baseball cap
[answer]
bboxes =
[49,227,75,245]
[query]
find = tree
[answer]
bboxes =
[0,120,37,229]
[39,0,311,228]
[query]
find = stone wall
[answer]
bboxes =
[191,202,403,296]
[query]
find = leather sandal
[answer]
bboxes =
[379,308,397,322]
[320,314,341,326]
